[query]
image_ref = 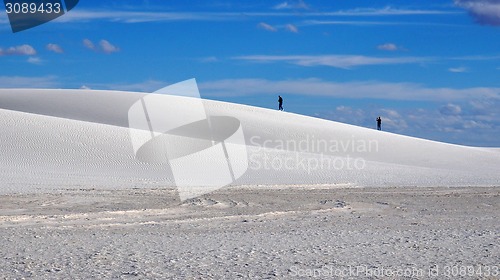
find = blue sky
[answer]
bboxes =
[1,0,500,146]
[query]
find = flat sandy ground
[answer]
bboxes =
[0,186,499,279]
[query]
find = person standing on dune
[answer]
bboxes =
[376,116,382,131]
[278,95,283,111]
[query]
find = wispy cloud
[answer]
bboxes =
[83,39,120,54]
[57,10,248,23]
[451,54,500,61]
[274,0,309,10]
[27,57,42,65]
[0,76,59,88]
[301,20,405,26]
[440,103,462,115]
[200,56,219,63]
[0,44,36,56]
[377,43,402,51]
[100,40,120,53]
[234,53,500,69]
[328,6,461,16]
[46,43,64,54]
[258,22,300,33]
[199,78,500,102]
[233,54,430,69]
[285,23,299,33]
[51,6,458,24]
[258,22,277,32]
[300,20,461,27]
[83,39,95,50]
[86,79,169,92]
[455,0,500,26]
[448,66,468,73]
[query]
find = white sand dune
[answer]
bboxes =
[1,89,499,279]
[0,88,499,194]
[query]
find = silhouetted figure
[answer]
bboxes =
[376,116,382,131]
[278,95,283,111]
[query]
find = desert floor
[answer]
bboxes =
[1,185,499,279]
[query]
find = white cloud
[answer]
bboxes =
[322,106,365,125]
[331,6,459,16]
[0,76,58,88]
[463,120,490,129]
[57,10,271,24]
[27,57,42,65]
[377,43,399,51]
[274,2,291,10]
[259,22,299,33]
[448,66,468,73]
[285,24,299,33]
[316,102,500,146]
[301,20,457,28]
[274,0,309,10]
[83,39,95,50]
[440,104,462,115]
[317,107,410,131]
[302,20,400,26]
[50,7,455,25]
[451,54,500,61]
[258,22,277,32]
[0,44,36,56]
[89,80,168,92]
[57,11,220,23]
[201,56,218,63]
[83,39,119,53]
[100,40,120,53]
[233,54,430,69]
[380,112,408,130]
[46,43,64,53]
[323,107,408,132]
[200,56,219,63]
[381,109,402,118]
[455,0,500,26]
[199,78,500,102]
